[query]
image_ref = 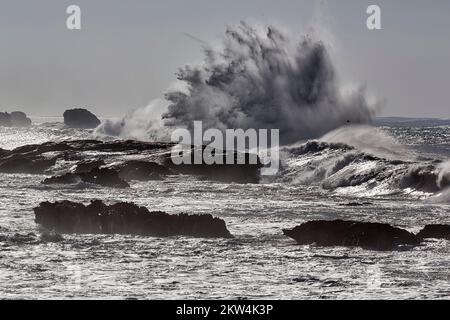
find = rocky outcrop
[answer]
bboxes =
[63,108,101,129]
[0,140,261,183]
[34,200,232,238]
[42,167,130,188]
[0,111,32,127]
[417,224,450,240]
[117,160,173,181]
[165,145,262,183]
[283,220,421,251]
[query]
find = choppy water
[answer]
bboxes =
[0,120,449,299]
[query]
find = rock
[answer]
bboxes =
[42,167,130,188]
[63,108,101,129]
[0,157,56,174]
[74,159,106,174]
[34,200,232,238]
[117,160,173,181]
[417,224,450,240]
[283,220,421,251]
[10,112,32,127]
[80,167,130,188]
[165,145,262,183]
[0,111,31,127]
[0,139,262,183]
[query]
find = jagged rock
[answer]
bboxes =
[283,220,421,251]
[34,200,232,238]
[42,167,129,188]
[417,224,450,240]
[117,160,173,181]
[0,111,32,127]
[63,108,101,129]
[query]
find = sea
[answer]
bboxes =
[0,116,448,299]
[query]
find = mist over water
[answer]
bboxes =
[96,22,376,144]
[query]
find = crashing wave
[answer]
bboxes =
[279,127,450,196]
[96,22,376,144]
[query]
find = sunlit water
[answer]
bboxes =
[0,121,449,299]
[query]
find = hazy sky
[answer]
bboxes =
[1,0,449,118]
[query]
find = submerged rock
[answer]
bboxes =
[0,111,32,127]
[74,159,106,174]
[0,157,56,174]
[34,200,232,238]
[417,224,450,240]
[283,220,421,251]
[63,108,101,129]
[42,167,130,188]
[117,160,173,181]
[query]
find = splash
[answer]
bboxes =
[97,22,376,145]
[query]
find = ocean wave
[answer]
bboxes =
[279,127,450,197]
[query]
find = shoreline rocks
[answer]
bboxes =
[34,200,232,238]
[63,108,101,129]
[283,220,421,251]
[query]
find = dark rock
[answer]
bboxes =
[117,160,173,181]
[63,108,101,129]
[80,167,129,188]
[0,139,262,183]
[34,200,232,238]
[0,111,31,127]
[0,157,56,174]
[74,159,106,174]
[417,224,450,240]
[283,220,421,251]
[42,167,129,188]
[165,145,262,183]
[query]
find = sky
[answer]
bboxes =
[0,0,449,118]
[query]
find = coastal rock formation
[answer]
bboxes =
[0,111,32,127]
[0,140,262,183]
[42,167,130,188]
[34,200,232,238]
[63,108,101,129]
[283,220,421,251]
[417,224,450,240]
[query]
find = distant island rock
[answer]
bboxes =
[63,108,101,129]
[0,111,32,127]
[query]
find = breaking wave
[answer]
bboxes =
[279,127,450,197]
[96,22,376,144]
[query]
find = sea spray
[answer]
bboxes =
[96,22,377,144]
